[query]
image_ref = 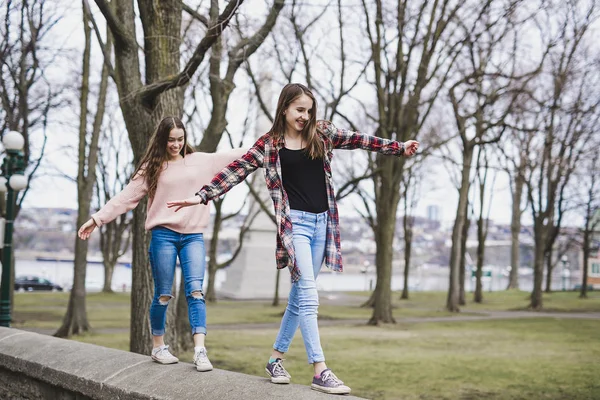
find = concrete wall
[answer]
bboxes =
[0,327,364,400]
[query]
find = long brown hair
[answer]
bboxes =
[132,116,194,199]
[269,83,324,159]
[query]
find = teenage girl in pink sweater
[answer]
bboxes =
[78,116,245,371]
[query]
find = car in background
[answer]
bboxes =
[14,276,63,292]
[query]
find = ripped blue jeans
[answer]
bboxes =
[273,210,327,364]
[149,226,207,336]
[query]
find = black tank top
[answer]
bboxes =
[279,148,329,213]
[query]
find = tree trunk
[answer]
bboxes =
[447,146,473,312]
[368,223,396,324]
[369,157,401,324]
[580,232,589,299]
[102,261,115,293]
[507,171,524,289]
[129,203,153,354]
[56,2,107,337]
[175,268,192,352]
[474,210,485,304]
[55,236,92,337]
[205,258,218,303]
[530,221,547,310]
[400,214,413,300]
[272,269,281,306]
[544,247,553,293]
[204,201,222,303]
[113,0,184,355]
[459,211,470,305]
[100,206,131,294]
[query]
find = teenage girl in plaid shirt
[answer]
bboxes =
[168,83,418,394]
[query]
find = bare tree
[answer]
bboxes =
[445,0,539,312]
[525,0,598,309]
[96,123,133,293]
[473,147,496,303]
[399,163,423,300]
[54,0,110,337]
[499,120,534,290]
[357,0,468,324]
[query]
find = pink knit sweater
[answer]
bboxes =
[91,149,247,233]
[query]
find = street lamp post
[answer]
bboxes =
[0,131,28,328]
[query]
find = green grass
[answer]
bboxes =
[12,290,600,331]
[200,319,600,400]
[11,291,461,330]
[12,292,131,329]
[349,290,600,313]
[11,291,600,399]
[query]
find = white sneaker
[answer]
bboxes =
[151,345,179,364]
[194,347,213,372]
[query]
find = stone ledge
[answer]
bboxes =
[0,327,365,400]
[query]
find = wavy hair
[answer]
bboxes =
[269,83,324,159]
[132,116,194,199]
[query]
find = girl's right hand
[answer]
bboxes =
[166,196,202,212]
[78,218,97,241]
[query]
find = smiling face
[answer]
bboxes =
[269,83,324,158]
[166,127,185,160]
[284,94,314,135]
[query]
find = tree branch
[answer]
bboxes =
[83,0,115,80]
[138,0,246,105]
[93,0,132,48]
[182,1,209,27]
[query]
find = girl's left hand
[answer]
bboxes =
[167,196,202,212]
[404,140,419,157]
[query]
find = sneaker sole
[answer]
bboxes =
[311,384,351,395]
[151,355,178,364]
[196,365,213,372]
[265,368,290,384]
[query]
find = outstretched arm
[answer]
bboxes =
[319,120,418,156]
[167,138,266,212]
[79,173,148,240]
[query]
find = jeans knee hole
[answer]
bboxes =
[191,290,204,300]
[158,296,172,305]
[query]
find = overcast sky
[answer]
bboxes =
[18,0,594,230]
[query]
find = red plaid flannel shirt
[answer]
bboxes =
[196,120,405,282]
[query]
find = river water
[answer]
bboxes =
[13,258,577,294]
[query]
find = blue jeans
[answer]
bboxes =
[273,209,328,364]
[148,226,207,336]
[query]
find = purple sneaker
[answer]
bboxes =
[311,369,351,395]
[265,358,291,384]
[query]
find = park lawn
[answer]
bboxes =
[349,290,600,313]
[67,318,600,400]
[12,292,131,330]
[11,292,464,330]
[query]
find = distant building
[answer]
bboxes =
[581,208,600,288]
[582,249,600,288]
[427,205,440,222]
